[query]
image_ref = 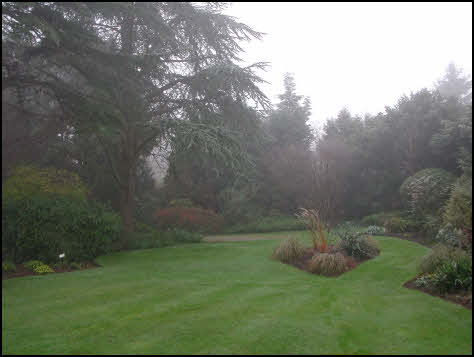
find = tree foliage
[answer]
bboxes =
[2,2,270,242]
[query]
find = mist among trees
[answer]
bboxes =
[2,1,472,246]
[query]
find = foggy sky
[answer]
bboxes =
[224,2,473,130]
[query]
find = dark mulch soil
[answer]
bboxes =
[2,261,101,280]
[403,275,472,310]
[285,246,374,277]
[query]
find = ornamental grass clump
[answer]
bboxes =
[309,252,348,276]
[358,235,381,259]
[271,236,307,264]
[296,208,329,253]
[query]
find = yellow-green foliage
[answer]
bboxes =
[2,165,88,201]
[2,261,16,272]
[23,260,54,274]
[33,264,54,274]
[271,236,307,263]
[443,175,472,230]
[309,252,348,276]
[418,243,470,274]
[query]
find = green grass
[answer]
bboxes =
[2,232,472,354]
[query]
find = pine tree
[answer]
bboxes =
[2,2,270,242]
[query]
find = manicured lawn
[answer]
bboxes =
[2,232,472,354]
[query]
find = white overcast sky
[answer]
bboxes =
[224,2,473,130]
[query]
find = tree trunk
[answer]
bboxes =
[119,150,137,246]
[118,12,137,246]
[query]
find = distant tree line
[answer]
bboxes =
[2,2,472,241]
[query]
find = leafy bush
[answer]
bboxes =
[2,261,16,272]
[3,165,88,201]
[361,211,405,226]
[271,236,307,264]
[365,226,385,235]
[33,263,55,274]
[418,243,470,274]
[415,274,436,288]
[420,214,443,237]
[400,168,456,218]
[435,224,464,249]
[224,215,306,234]
[154,206,224,233]
[443,175,472,231]
[383,217,410,233]
[53,261,68,270]
[70,262,81,270]
[335,223,380,259]
[309,252,348,276]
[126,225,203,250]
[431,258,472,293]
[23,260,44,271]
[218,188,265,226]
[2,194,122,264]
[23,260,54,274]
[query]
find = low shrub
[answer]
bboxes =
[224,215,306,234]
[271,236,307,264]
[435,224,464,249]
[361,211,404,226]
[53,261,68,270]
[23,260,54,274]
[420,214,444,238]
[335,223,380,259]
[418,243,470,274]
[415,273,436,288]
[431,258,472,293]
[2,194,122,264]
[2,261,16,272]
[154,206,224,233]
[383,217,410,233]
[362,211,419,233]
[23,260,44,271]
[33,263,55,274]
[443,175,472,231]
[126,226,203,250]
[309,252,348,276]
[365,226,385,235]
[70,262,81,270]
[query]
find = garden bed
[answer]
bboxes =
[403,275,472,310]
[2,261,101,280]
[284,245,375,277]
